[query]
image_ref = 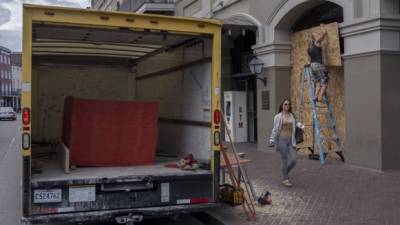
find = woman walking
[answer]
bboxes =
[269,99,300,187]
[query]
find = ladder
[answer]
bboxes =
[298,65,345,164]
[221,112,257,221]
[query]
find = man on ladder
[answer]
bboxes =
[298,23,345,164]
[308,24,328,102]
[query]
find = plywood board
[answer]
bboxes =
[290,22,345,159]
[291,22,341,67]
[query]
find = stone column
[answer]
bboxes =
[341,15,400,170]
[253,43,291,151]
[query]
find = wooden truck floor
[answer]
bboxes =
[31,158,211,184]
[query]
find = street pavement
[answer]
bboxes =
[2,120,400,225]
[0,117,22,225]
[207,143,400,225]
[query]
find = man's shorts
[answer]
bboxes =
[310,62,329,85]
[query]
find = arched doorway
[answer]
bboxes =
[222,14,260,142]
[262,0,347,158]
[266,0,350,43]
[289,2,345,158]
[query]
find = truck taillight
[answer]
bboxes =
[22,133,30,150]
[214,131,220,145]
[214,110,221,124]
[22,108,30,125]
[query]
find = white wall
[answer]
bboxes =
[32,64,135,142]
[136,39,213,160]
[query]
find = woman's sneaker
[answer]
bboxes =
[282,179,293,187]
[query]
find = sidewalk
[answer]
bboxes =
[208,143,400,225]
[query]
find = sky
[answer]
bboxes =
[0,0,91,52]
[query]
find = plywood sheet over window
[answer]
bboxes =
[290,22,345,158]
[291,22,341,67]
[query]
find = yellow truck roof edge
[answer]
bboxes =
[23,4,222,26]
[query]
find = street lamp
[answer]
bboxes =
[248,56,266,86]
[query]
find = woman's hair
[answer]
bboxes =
[278,99,292,113]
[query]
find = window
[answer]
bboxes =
[0,70,2,78]
[0,55,2,64]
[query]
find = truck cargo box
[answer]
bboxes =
[21,4,222,224]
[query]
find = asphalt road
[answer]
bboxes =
[0,116,22,225]
[0,117,223,225]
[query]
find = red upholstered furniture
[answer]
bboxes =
[62,97,159,167]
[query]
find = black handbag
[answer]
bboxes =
[295,126,304,144]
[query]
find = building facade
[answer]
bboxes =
[0,46,12,108]
[92,0,400,171]
[11,52,22,112]
[92,0,175,14]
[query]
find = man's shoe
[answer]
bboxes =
[282,179,293,187]
[312,95,318,102]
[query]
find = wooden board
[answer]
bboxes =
[290,22,341,67]
[290,22,345,158]
[57,140,70,174]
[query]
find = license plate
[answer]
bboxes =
[69,185,96,203]
[33,189,62,203]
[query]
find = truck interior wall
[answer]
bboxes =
[136,40,212,160]
[32,64,136,142]
[31,38,213,161]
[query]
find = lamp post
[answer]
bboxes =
[248,56,266,86]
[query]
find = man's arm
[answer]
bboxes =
[315,24,327,44]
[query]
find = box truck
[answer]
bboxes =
[21,4,222,224]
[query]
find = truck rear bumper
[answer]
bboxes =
[22,203,219,224]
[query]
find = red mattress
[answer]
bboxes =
[62,97,159,167]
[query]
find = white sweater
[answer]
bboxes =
[269,112,297,147]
